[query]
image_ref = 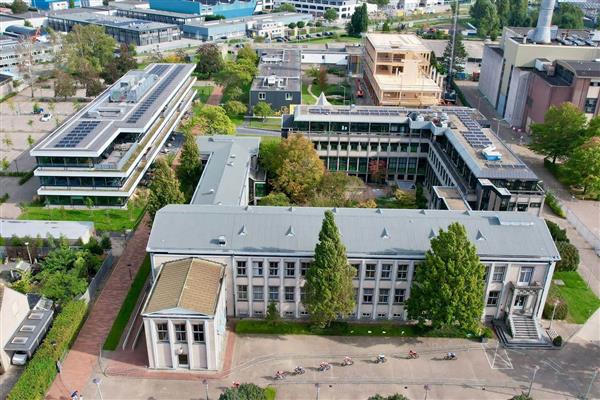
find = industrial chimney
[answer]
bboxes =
[528,0,556,44]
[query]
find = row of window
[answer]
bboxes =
[314,141,428,153]
[238,285,298,302]
[361,288,406,304]
[236,260,310,277]
[155,322,204,343]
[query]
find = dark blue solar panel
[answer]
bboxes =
[54,120,101,148]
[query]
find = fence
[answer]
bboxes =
[79,253,116,304]
[566,208,600,256]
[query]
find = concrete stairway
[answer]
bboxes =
[509,314,542,341]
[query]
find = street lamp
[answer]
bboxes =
[315,383,320,400]
[92,377,103,400]
[584,368,599,400]
[527,365,540,397]
[202,379,209,400]
[24,241,32,264]
[549,299,560,330]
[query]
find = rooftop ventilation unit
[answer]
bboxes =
[482,146,502,161]
[217,235,227,246]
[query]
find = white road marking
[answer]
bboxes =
[481,343,513,370]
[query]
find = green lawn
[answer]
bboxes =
[103,255,151,350]
[375,195,416,209]
[302,83,316,105]
[18,205,145,232]
[236,320,491,339]
[195,86,214,103]
[230,114,245,126]
[265,387,277,400]
[552,271,600,324]
[248,118,282,131]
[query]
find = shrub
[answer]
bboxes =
[265,301,280,324]
[219,383,267,400]
[369,395,410,400]
[543,299,568,320]
[100,234,112,250]
[8,301,88,400]
[553,335,563,347]
[555,241,579,271]
[545,192,566,218]
[510,394,533,400]
[545,219,569,243]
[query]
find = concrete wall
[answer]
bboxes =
[524,74,573,129]
[478,46,504,110]
[504,68,532,128]
[301,52,349,66]
[0,287,30,373]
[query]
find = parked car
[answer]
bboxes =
[40,113,52,122]
[12,352,27,366]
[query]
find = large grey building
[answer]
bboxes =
[249,49,301,113]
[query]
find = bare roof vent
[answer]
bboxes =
[217,235,227,246]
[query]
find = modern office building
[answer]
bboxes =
[115,7,203,25]
[0,35,55,75]
[273,0,359,20]
[478,1,600,127]
[249,49,301,112]
[300,44,363,76]
[281,105,545,215]
[363,33,444,107]
[31,0,81,10]
[149,0,258,18]
[521,59,600,129]
[30,63,196,207]
[47,11,181,46]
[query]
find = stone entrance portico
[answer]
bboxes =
[505,282,544,318]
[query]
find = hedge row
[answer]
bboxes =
[545,192,566,218]
[8,300,88,400]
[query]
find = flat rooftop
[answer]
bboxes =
[3,308,53,354]
[252,49,301,92]
[48,11,178,31]
[184,11,309,28]
[31,63,194,157]
[190,136,260,206]
[558,59,600,77]
[290,105,537,180]
[148,205,560,261]
[366,33,430,53]
[0,219,94,240]
[114,6,199,19]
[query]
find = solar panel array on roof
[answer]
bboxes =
[306,107,404,116]
[126,65,184,124]
[453,109,494,149]
[54,120,101,148]
[148,64,169,76]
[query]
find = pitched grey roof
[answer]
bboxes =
[148,205,560,261]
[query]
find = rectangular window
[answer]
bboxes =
[394,288,406,304]
[178,353,189,366]
[381,264,392,279]
[285,92,292,100]
[192,324,204,342]
[156,323,168,342]
[174,323,186,342]
[268,286,279,301]
[487,291,500,306]
[378,288,390,304]
[253,261,263,276]
[492,266,506,282]
[285,286,295,302]
[518,267,534,284]
[365,264,376,279]
[237,285,248,301]
[300,287,306,302]
[285,262,295,277]
[253,286,264,301]
[363,288,374,303]
[300,261,310,276]
[269,261,279,276]
[396,264,408,281]
[584,98,598,113]
[237,261,247,276]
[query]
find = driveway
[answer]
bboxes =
[81,334,600,400]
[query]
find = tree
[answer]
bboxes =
[382,21,390,32]
[553,3,585,29]
[565,137,600,196]
[273,134,324,203]
[196,105,235,135]
[56,25,116,76]
[347,4,369,36]
[317,66,328,91]
[237,45,258,65]
[224,100,247,116]
[297,21,305,29]
[85,78,104,97]
[40,271,87,303]
[545,219,569,243]
[304,210,355,327]
[258,138,283,179]
[470,0,500,39]
[178,131,203,198]
[495,0,510,27]
[275,3,295,12]
[214,61,256,88]
[147,158,185,220]
[257,192,291,206]
[253,101,274,119]
[555,241,580,272]
[530,103,588,164]
[100,234,112,250]
[373,0,389,7]
[195,43,223,78]
[407,223,485,332]
[288,22,297,30]
[218,383,267,400]
[10,0,28,14]
[442,32,467,74]
[102,43,138,84]
[368,159,387,183]
[508,0,529,27]
[265,301,280,324]
[314,172,364,207]
[1,157,9,171]
[324,8,338,22]
[226,86,243,101]
[10,272,32,294]
[54,70,77,99]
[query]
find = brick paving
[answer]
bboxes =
[46,216,151,400]
[205,85,224,106]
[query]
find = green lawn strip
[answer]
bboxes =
[375,196,416,209]
[236,320,490,339]
[195,86,214,103]
[19,205,145,232]
[552,271,600,324]
[248,118,282,131]
[103,255,151,350]
[302,83,316,105]
[230,115,245,126]
[264,387,277,400]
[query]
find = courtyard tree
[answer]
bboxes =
[347,3,369,36]
[553,3,585,29]
[253,101,274,120]
[257,192,291,206]
[407,222,485,332]
[470,0,500,39]
[508,0,529,27]
[442,32,467,74]
[368,159,387,183]
[147,158,185,220]
[273,134,324,203]
[530,103,588,164]
[304,210,355,327]
[195,43,223,78]
[54,69,77,100]
[236,45,258,65]
[196,105,236,135]
[214,61,256,88]
[56,25,116,77]
[178,131,203,198]
[102,43,138,84]
[317,66,328,91]
[297,21,305,29]
[565,136,600,197]
[275,3,295,12]
[288,22,297,30]
[10,0,28,14]
[495,0,510,27]
[224,100,247,117]
[324,8,338,22]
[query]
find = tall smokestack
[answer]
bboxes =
[529,0,556,43]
